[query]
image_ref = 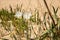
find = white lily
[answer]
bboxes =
[23,12,32,20]
[14,11,23,18]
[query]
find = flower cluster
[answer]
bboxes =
[14,11,23,18]
[14,11,32,20]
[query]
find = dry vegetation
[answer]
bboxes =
[0,0,60,40]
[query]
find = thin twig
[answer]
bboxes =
[43,0,55,26]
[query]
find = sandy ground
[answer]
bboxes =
[0,0,60,10]
[0,0,60,40]
[0,0,60,17]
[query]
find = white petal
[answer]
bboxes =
[23,12,32,20]
[15,11,23,18]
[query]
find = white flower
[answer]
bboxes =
[23,12,32,20]
[14,11,23,18]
